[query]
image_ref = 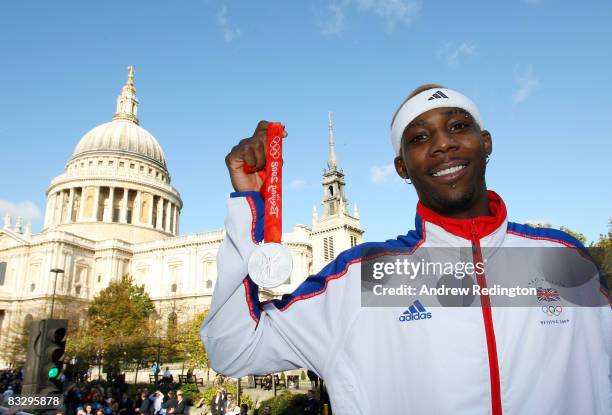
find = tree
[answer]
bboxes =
[559,226,587,246]
[176,309,209,370]
[68,275,155,377]
[591,218,612,290]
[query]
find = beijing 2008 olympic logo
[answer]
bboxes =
[268,136,282,159]
[541,305,563,317]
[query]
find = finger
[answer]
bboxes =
[253,138,267,170]
[242,143,258,169]
[282,130,288,138]
[253,120,268,136]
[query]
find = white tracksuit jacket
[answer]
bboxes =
[201,190,611,414]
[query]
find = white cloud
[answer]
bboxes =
[0,199,42,223]
[289,179,307,189]
[321,3,346,35]
[216,5,241,42]
[370,163,396,183]
[320,0,420,34]
[444,42,477,65]
[513,65,540,104]
[355,0,421,31]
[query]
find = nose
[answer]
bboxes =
[429,128,459,156]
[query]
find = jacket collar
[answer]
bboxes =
[416,190,507,241]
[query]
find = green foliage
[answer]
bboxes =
[256,391,310,415]
[559,226,587,245]
[176,310,209,369]
[68,274,156,375]
[88,275,154,335]
[178,383,200,405]
[591,218,612,290]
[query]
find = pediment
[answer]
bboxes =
[0,230,27,251]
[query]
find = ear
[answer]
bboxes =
[394,156,408,179]
[481,130,492,157]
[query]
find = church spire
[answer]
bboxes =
[327,111,338,171]
[112,65,140,125]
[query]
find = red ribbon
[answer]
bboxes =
[243,122,285,243]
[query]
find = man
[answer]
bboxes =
[148,390,164,415]
[201,85,611,414]
[209,388,226,415]
[171,391,186,415]
[304,390,319,414]
[162,367,173,385]
[137,388,151,415]
[161,391,177,415]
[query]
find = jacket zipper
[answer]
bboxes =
[471,220,502,415]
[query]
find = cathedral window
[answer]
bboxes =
[30,283,35,292]
[206,280,212,289]
[89,161,93,166]
[140,165,144,172]
[119,162,124,168]
[329,186,334,196]
[109,161,114,166]
[130,163,135,169]
[323,236,335,261]
[0,262,6,285]
[171,283,177,293]
[97,275,102,283]
[98,160,103,166]
[350,235,357,247]
[75,285,81,295]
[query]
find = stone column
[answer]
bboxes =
[134,191,142,225]
[92,187,101,222]
[148,194,154,227]
[105,187,115,222]
[120,188,129,223]
[67,188,75,223]
[165,201,172,233]
[45,192,56,228]
[173,207,179,235]
[78,188,86,221]
[156,198,163,230]
[58,190,66,223]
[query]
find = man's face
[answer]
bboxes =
[394,107,492,216]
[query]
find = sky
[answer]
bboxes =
[1,0,611,244]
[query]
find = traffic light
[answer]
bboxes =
[22,319,68,395]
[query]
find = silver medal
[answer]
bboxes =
[247,242,293,288]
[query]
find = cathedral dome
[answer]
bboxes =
[72,120,167,170]
[70,66,167,171]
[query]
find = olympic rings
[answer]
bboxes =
[541,305,562,317]
[268,135,282,159]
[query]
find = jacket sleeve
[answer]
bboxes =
[200,191,355,377]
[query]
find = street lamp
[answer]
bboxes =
[50,268,64,319]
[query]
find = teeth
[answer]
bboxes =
[433,164,466,177]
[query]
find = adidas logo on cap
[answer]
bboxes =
[427,90,448,101]
[399,300,432,322]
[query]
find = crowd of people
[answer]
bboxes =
[1,369,23,403]
[63,384,187,415]
[195,387,247,415]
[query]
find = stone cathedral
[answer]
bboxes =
[0,68,363,366]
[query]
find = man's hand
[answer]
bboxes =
[225,120,287,192]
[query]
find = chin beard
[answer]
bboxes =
[435,186,477,212]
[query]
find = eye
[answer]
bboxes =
[450,122,469,131]
[409,133,429,144]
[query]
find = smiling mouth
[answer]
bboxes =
[431,163,468,177]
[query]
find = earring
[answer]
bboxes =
[486,155,490,164]
[404,178,412,185]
